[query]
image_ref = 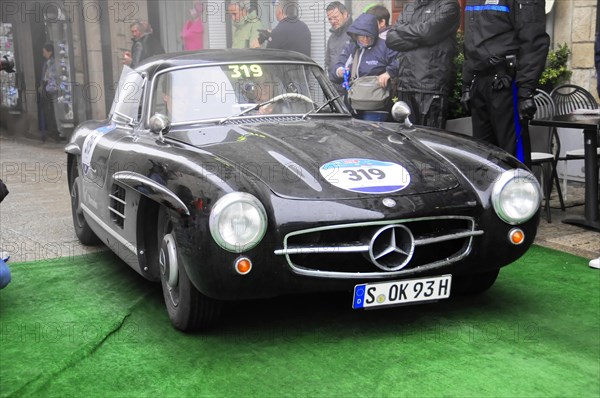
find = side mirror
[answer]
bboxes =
[391,101,412,127]
[149,114,170,142]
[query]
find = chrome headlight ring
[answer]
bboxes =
[209,192,268,253]
[492,169,542,225]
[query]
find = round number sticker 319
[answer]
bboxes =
[320,159,410,194]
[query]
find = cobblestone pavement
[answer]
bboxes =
[0,133,598,263]
[534,199,600,260]
[0,134,102,263]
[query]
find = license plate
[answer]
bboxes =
[352,275,452,309]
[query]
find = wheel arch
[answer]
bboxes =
[113,170,192,281]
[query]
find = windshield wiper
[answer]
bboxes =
[218,99,277,125]
[301,95,341,120]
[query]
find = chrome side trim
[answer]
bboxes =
[113,171,190,216]
[81,203,137,254]
[108,207,126,219]
[108,194,126,205]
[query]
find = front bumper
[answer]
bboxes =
[177,206,538,301]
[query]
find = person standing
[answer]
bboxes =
[0,252,10,289]
[460,0,549,168]
[265,0,311,57]
[366,4,391,40]
[595,27,600,98]
[228,1,263,49]
[0,179,9,289]
[123,21,164,68]
[325,2,352,93]
[181,1,204,51]
[140,21,165,60]
[123,21,145,67]
[592,27,600,271]
[386,0,460,129]
[332,13,399,116]
[38,43,59,142]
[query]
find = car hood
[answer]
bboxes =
[169,118,460,200]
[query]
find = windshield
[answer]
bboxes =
[110,65,145,124]
[149,63,347,124]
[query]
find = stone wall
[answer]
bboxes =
[554,0,598,100]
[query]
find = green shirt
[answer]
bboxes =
[231,10,263,48]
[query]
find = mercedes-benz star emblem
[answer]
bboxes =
[382,198,396,208]
[369,224,415,271]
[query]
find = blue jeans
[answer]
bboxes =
[0,258,11,289]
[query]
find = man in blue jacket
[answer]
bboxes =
[333,13,398,83]
[0,254,10,289]
[331,13,399,115]
[0,179,9,289]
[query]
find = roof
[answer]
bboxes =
[136,48,318,75]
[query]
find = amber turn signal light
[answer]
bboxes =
[509,228,525,245]
[235,257,252,275]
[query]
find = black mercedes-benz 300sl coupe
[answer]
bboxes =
[66,49,541,331]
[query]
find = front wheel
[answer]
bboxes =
[157,206,221,332]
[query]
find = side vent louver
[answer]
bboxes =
[109,184,126,228]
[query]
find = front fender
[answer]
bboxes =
[113,171,190,216]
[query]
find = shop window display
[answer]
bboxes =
[44,7,76,136]
[0,23,19,110]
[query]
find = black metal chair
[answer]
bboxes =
[550,84,599,198]
[530,89,565,222]
[551,84,598,116]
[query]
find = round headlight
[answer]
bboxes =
[492,169,542,225]
[209,193,268,253]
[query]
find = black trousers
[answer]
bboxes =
[398,91,449,129]
[470,75,531,168]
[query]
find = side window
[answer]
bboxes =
[110,66,145,124]
[152,74,170,118]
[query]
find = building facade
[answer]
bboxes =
[0,0,597,140]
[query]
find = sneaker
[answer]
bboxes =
[589,258,600,269]
[0,251,9,262]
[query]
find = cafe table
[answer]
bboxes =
[530,112,600,231]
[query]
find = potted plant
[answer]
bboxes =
[538,43,572,93]
[446,32,472,135]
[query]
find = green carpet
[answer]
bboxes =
[0,246,598,397]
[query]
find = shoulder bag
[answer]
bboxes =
[347,49,391,111]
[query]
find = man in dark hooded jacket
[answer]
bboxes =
[461,0,549,168]
[386,0,460,128]
[331,13,399,113]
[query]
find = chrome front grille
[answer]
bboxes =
[274,216,483,279]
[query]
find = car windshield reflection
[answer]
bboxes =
[150,63,345,124]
